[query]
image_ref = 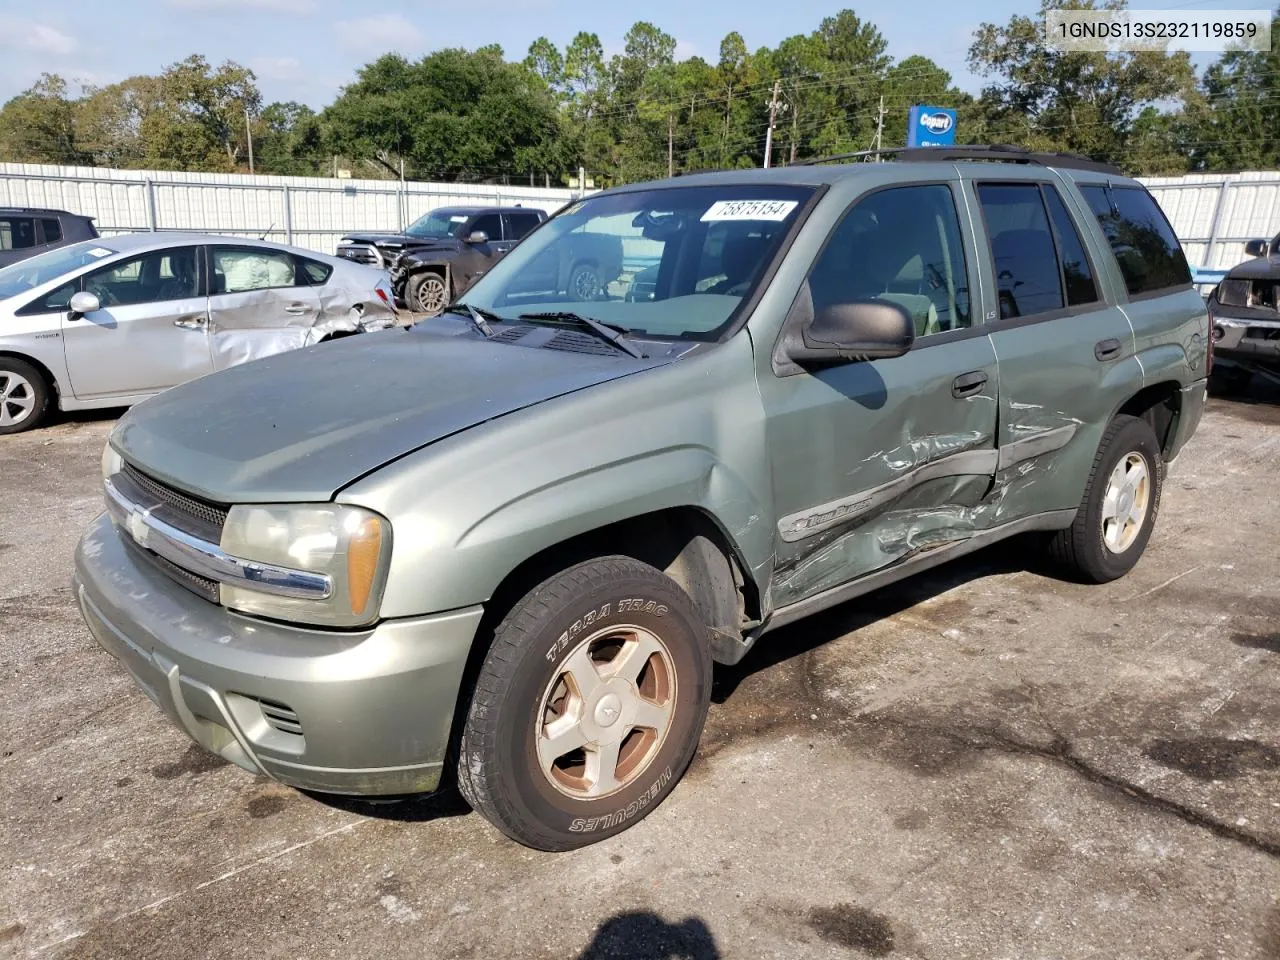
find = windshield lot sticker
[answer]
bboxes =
[701,200,798,222]
[449,215,468,222]
[86,247,114,258]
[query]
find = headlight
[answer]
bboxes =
[102,443,123,482]
[220,504,392,628]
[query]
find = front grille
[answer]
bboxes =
[1246,326,1280,341]
[122,462,228,533]
[257,699,304,736]
[338,245,381,266]
[122,533,220,604]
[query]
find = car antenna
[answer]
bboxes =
[259,223,275,240]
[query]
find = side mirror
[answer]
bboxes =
[68,291,101,318]
[1245,239,1268,258]
[788,299,915,364]
[466,230,489,244]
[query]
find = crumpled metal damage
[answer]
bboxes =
[208,277,398,370]
[770,417,1080,607]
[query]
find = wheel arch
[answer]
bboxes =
[477,505,760,667]
[1114,380,1183,461]
[0,350,61,404]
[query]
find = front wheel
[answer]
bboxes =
[1049,414,1164,583]
[456,557,712,851]
[0,358,51,434]
[406,271,448,316]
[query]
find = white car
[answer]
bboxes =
[0,233,399,433]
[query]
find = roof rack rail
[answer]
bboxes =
[796,144,1122,176]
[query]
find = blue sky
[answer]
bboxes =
[0,0,1270,109]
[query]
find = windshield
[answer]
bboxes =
[404,210,467,239]
[459,185,814,341]
[0,241,116,300]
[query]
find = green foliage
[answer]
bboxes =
[1,6,1277,181]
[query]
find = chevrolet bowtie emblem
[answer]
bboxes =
[127,508,151,548]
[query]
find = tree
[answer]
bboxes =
[1190,6,1280,171]
[0,74,80,164]
[968,0,1196,169]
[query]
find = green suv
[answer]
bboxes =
[74,146,1209,851]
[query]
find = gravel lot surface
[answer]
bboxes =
[2,384,1278,960]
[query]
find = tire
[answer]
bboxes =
[456,556,712,851]
[0,357,51,434]
[1049,414,1164,583]
[406,271,448,316]
[567,262,602,301]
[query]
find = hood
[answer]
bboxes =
[1226,254,1280,281]
[113,327,669,504]
[341,233,461,252]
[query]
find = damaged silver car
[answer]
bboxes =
[0,233,399,433]
[1207,229,1280,392]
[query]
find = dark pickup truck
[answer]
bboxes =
[1207,230,1280,391]
[0,208,98,268]
[337,206,547,313]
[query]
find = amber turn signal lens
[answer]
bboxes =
[346,516,383,616]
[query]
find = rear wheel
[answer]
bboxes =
[456,557,712,851]
[406,271,448,316]
[0,358,51,434]
[1049,414,1163,583]
[567,262,603,301]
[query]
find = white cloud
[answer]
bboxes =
[0,17,77,56]
[333,14,425,56]
[167,0,316,12]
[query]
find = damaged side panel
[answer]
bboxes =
[759,335,1001,610]
[206,266,397,370]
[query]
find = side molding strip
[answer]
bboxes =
[777,448,999,543]
[763,508,1077,632]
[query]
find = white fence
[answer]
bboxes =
[0,162,582,256]
[2,161,1277,271]
[1140,171,1280,270]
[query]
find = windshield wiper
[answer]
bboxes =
[441,302,503,338]
[518,311,645,359]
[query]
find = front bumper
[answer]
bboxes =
[74,512,481,795]
[1213,314,1280,366]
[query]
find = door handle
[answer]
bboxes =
[1095,338,1122,361]
[285,303,310,316]
[173,315,207,329]
[952,370,989,399]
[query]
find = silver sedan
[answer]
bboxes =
[0,233,400,433]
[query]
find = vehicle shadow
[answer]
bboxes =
[575,911,721,960]
[712,536,1035,705]
[303,783,473,823]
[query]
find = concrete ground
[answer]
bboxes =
[2,385,1278,960]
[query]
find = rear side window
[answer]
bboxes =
[40,219,62,244]
[299,257,332,285]
[1042,186,1099,306]
[506,213,542,240]
[0,217,37,250]
[977,183,1065,319]
[1079,185,1191,296]
[212,247,299,293]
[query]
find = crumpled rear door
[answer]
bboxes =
[207,245,323,369]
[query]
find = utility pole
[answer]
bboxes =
[668,114,674,178]
[244,106,255,175]
[763,79,781,169]
[872,95,886,161]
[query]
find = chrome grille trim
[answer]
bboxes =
[121,462,228,536]
[104,476,333,601]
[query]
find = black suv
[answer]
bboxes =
[0,208,99,267]
[336,206,547,312]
